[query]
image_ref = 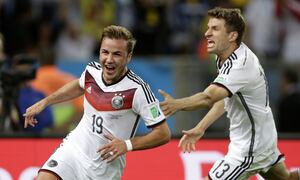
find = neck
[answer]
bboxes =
[219,43,239,63]
[103,67,128,85]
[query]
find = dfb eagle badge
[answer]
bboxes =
[111,93,125,109]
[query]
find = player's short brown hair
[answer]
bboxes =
[100,25,136,54]
[208,7,245,45]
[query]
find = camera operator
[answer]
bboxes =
[0,37,54,133]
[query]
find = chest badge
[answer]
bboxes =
[111,93,125,109]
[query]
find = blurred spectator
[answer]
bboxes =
[80,0,116,56]
[31,49,84,133]
[0,33,7,129]
[276,0,300,63]
[16,56,54,133]
[277,66,300,132]
[168,0,209,54]
[0,53,54,133]
[55,19,95,61]
[229,0,249,10]
[0,0,38,56]
[37,21,57,59]
[115,0,136,30]
[80,0,116,39]
[244,0,280,58]
[133,0,171,55]
[0,33,5,62]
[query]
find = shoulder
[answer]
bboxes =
[126,70,148,86]
[87,61,102,71]
[126,70,156,104]
[236,43,259,66]
[228,43,255,70]
[83,61,102,77]
[80,61,102,82]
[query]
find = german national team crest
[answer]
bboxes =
[111,93,125,109]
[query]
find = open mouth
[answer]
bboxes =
[207,40,215,48]
[105,65,116,74]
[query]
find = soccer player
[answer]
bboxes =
[24,25,170,180]
[159,7,300,180]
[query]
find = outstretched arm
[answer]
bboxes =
[178,100,225,152]
[98,121,171,163]
[24,79,84,128]
[159,84,229,118]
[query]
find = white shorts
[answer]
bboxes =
[39,142,125,180]
[208,148,284,180]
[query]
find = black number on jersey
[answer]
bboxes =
[92,114,103,134]
[212,160,230,178]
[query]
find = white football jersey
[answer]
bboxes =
[60,61,165,178]
[213,43,278,162]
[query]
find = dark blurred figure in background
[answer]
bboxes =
[0,0,38,56]
[14,55,54,133]
[133,0,171,55]
[0,54,54,133]
[0,34,53,133]
[0,33,5,62]
[277,66,300,133]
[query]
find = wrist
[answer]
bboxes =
[178,99,187,111]
[125,139,133,151]
[196,125,206,133]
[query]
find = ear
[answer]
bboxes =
[127,53,132,63]
[229,31,238,43]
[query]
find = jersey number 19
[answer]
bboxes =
[92,114,103,134]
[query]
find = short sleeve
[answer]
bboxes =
[79,69,86,89]
[213,61,248,95]
[133,85,165,128]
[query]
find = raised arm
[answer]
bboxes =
[24,79,84,128]
[159,84,229,118]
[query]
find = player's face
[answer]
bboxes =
[99,38,131,84]
[205,18,232,56]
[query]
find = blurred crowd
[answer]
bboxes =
[0,0,248,59]
[0,0,299,135]
[0,0,299,61]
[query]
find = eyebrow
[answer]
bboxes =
[100,48,123,54]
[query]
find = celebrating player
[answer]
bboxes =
[24,25,170,180]
[159,7,300,180]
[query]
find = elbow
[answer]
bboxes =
[163,127,171,144]
[153,121,171,145]
[203,93,215,108]
[160,126,171,145]
[164,129,171,144]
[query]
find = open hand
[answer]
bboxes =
[158,89,179,118]
[178,128,204,153]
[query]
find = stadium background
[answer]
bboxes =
[0,0,300,179]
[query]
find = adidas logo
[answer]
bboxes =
[87,86,92,93]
